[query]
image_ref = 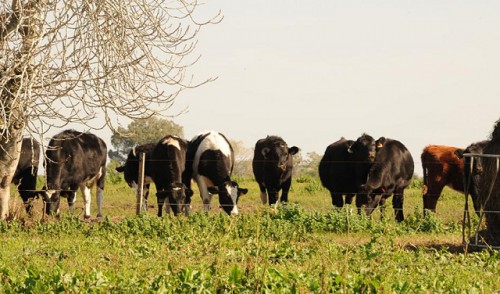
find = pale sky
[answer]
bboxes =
[169,0,500,170]
[46,1,500,175]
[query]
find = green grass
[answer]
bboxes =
[1,178,498,292]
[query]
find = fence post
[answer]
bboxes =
[136,152,146,215]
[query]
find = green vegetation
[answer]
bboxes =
[2,178,499,292]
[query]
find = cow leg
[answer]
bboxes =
[196,176,213,212]
[258,182,267,204]
[345,193,355,205]
[96,170,105,218]
[143,183,150,211]
[393,189,405,222]
[330,191,344,208]
[378,196,388,220]
[268,190,279,206]
[81,186,92,219]
[280,177,292,203]
[355,193,367,214]
[96,187,104,218]
[422,183,444,215]
[67,191,77,214]
[157,196,164,217]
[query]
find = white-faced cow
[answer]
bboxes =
[116,143,156,211]
[318,134,377,209]
[151,135,191,216]
[43,130,107,219]
[252,136,299,205]
[362,137,414,222]
[184,131,248,215]
[12,138,40,214]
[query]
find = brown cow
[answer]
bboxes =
[421,145,465,213]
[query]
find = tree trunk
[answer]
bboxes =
[0,112,25,220]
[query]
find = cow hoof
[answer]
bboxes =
[84,215,91,220]
[97,213,103,218]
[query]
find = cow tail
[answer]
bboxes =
[422,165,428,195]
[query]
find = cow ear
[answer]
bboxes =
[454,149,464,158]
[261,147,270,158]
[288,146,299,155]
[238,188,248,195]
[207,186,219,194]
[116,166,125,173]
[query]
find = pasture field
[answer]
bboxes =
[1,176,499,293]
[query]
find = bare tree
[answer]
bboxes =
[0,0,221,219]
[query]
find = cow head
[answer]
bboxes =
[116,143,155,188]
[375,137,386,151]
[208,181,248,215]
[261,142,299,172]
[41,187,61,216]
[348,133,376,162]
[156,182,191,216]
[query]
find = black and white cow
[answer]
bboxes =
[116,143,156,211]
[151,135,191,216]
[12,138,41,214]
[43,130,107,218]
[318,134,377,209]
[252,136,299,205]
[184,131,248,215]
[362,137,414,222]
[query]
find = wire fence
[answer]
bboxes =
[462,153,500,250]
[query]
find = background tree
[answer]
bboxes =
[293,151,321,178]
[0,0,220,219]
[109,117,184,163]
[230,140,253,178]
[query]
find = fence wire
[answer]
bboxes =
[462,153,500,250]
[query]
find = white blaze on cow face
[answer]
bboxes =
[226,183,239,215]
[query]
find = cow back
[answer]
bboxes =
[318,138,355,190]
[187,131,234,182]
[45,130,107,189]
[151,136,188,187]
[120,143,156,186]
[366,139,414,190]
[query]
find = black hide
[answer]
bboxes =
[252,136,299,205]
[318,134,376,209]
[151,135,189,217]
[44,130,107,218]
[12,138,40,214]
[362,138,414,222]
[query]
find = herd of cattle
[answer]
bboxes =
[11,120,500,221]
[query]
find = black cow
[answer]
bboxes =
[252,136,299,205]
[455,140,489,214]
[12,138,40,214]
[478,119,500,245]
[362,137,414,222]
[319,134,377,209]
[184,131,248,215]
[116,143,156,211]
[43,130,107,218]
[151,135,191,216]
